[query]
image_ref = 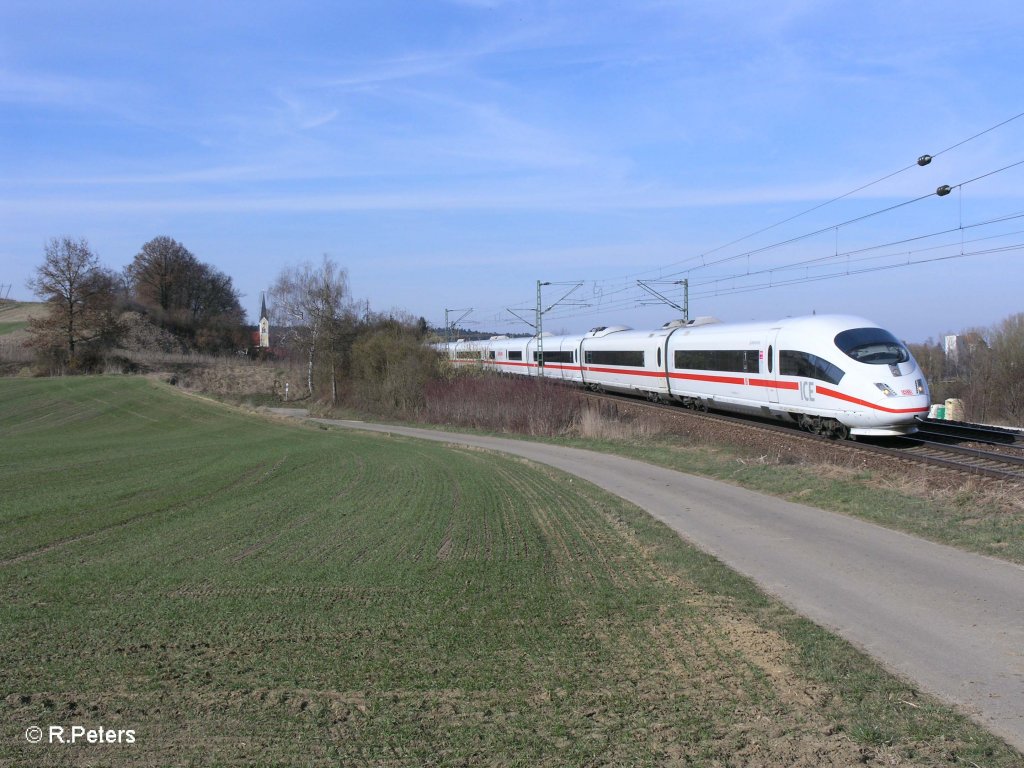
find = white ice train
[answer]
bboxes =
[440,314,931,438]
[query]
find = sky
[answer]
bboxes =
[2,0,1023,342]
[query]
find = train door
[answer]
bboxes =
[763,330,780,404]
[577,339,589,388]
[525,337,539,376]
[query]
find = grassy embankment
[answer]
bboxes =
[1,377,1019,766]
[0,302,41,375]
[559,431,1024,566]
[0,301,41,338]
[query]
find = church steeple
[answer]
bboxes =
[258,292,270,348]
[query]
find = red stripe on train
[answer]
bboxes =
[815,386,929,415]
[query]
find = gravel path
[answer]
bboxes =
[270,408,1024,751]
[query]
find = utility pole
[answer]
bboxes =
[637,279,689,323]
[536,281,549,370]
[444,307,473,347]
[507,282,588,374]
[535,281,586,373]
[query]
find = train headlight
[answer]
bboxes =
[875,383,897,397]
[915,378,926,395]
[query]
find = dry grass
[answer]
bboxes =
[0,338,32,362]
[570,403,665,441]
[0,334,308,401]
[0,299,45,324]
[0,337,34,377]
[420,373,584,435]
[145,355,295,400]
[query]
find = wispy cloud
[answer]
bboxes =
[0,68,122,108]
[8,172,1005,219]
[2,1,1022,338]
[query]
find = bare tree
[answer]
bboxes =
[270,256,354,399]
[26,236,121,361]
[125,236,245,352]
[125,236,198,314]
[990,313,1024,424]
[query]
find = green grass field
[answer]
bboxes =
[0,377,1018,766]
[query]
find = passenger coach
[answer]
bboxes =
[440,314,930,437]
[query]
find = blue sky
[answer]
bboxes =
[2,0,1022,341]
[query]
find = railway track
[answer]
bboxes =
[914,418,1024,445]
[582,390,1024,483]
[891,418,1024,481]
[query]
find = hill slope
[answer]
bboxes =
[0,299,45,340]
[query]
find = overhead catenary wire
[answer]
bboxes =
[532,203,1024,328]
[685,241,1024,302]
[930,110,1024,160]
[601,110,1024,286]
[681,210,1024,291]
[450,112,1024,332]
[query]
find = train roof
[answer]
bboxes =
[441,315,896,348]
[666,314,884,337]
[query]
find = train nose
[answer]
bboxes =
[863,376,929,422]
[873,377,927,399]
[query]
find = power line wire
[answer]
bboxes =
[462,112,1024,330]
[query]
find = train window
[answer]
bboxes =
[780,350,845,385]
[834,328,910,365]
[584,350,645,367]
[768,346,773,373]
[657,348,662,367]
[533,350,574,363]
[508,351,523,361]
[488,351,495,360]
[674,349,759,373]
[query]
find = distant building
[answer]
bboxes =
[944,334,959,361]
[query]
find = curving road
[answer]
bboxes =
[270,409,1024,751]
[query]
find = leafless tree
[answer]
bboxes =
[990,313,1024,424]
[916,314,1024,425]
[125,236,198,313]
[270,256,354,399]
[125,236,245,352]
[26,236,121,361]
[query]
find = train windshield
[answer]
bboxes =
[834,327,910,365]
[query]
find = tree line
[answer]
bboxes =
[24,239,441,416]
[32,236,1019,427]
[26,235,247,371]
[269,256,438,413]
[908,313,1024,426]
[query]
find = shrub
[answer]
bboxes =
[420,374,583,435]
[349,323,443,415]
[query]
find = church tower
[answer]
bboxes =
[258,292,270,348]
